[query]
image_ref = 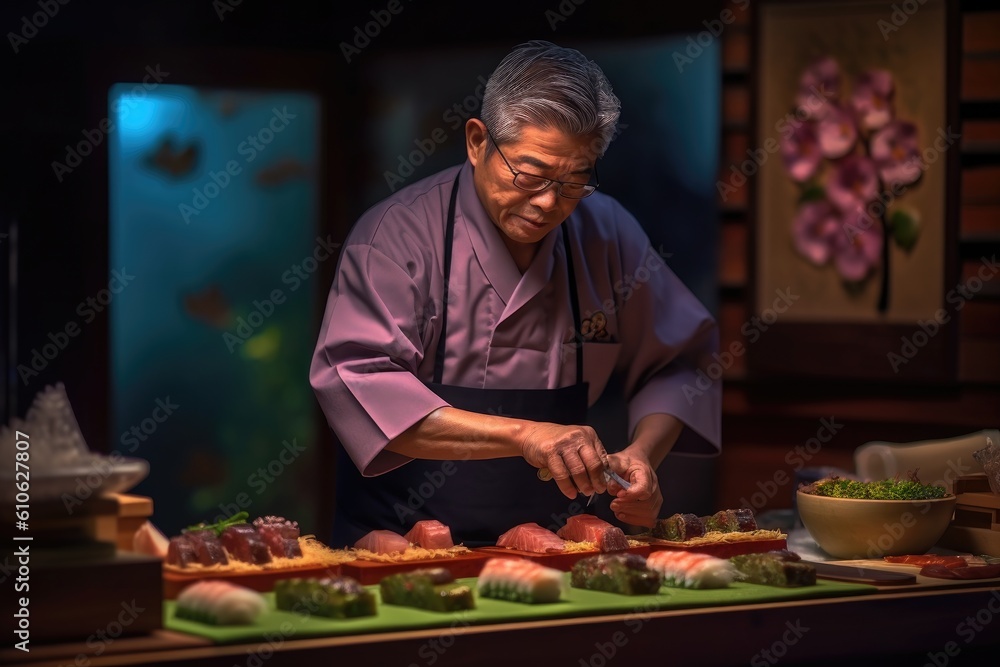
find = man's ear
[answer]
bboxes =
[465,118,488,167]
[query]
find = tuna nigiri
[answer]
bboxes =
[354,529,410,554]
[556,515,629,552]
[646,550,738,589]
[496,523,566,553]
[404,520,455,549]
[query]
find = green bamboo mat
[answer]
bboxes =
[165,576,876,644]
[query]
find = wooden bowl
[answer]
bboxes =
[796,490,957,560]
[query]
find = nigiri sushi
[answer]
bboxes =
[477,558,563,604]
[646,550,738,589]
[354,529,410,554]
[496,523,566,553]
[404,520,455,549]
[175,580,267,625]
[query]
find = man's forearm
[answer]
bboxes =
[384,406,528,460]
[626,413,684,468]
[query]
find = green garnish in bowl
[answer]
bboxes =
[803,476,947,500]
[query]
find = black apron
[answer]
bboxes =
[332,172,590,547]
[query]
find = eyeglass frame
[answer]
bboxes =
[487,131,599,199]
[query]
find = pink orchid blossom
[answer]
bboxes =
[851,69,895,131]
[871,120,923,188]
[797,56,840,120]
[792,200,841,266]
[826,154,879,213]
[833,206,883,282]
[817,104,858,159]
[781,121,823,182]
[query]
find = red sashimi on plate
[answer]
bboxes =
[883,555,969,569]
[919,564,1000,580]
[497,523,566,553]
[354,530,410,555]
[556,515,629,552]
[404,520,455,550]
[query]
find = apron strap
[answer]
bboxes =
[562,225,584,385]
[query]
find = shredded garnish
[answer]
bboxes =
[350,544,472,563]
[641,529,785,546]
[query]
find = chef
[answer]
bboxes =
[310,40,720,547]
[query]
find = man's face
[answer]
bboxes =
[468,121,598,249]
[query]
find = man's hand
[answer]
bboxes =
[519,423,609,500]
[605,451,662,528]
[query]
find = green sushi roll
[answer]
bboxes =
[730,551,816,587]
[275,576,377,618]
[379,568,476,612]
[570,554,662,595]
[651,513,706,541]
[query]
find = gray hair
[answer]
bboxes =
[481,40,621,158]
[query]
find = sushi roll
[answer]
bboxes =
[646,551,738,589]
[477,558,563,604]
[730,551,817,587]
[175,580,267,625]
[275,576,377,618]
[651,513,706,542]
[570,554,662,595]
[702,510,739,533]
[380,568,475,612]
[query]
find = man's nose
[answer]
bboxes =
[528,185,560,211]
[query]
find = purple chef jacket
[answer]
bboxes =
[310,160,721,480]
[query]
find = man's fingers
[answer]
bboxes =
[576,445,607,494]
[545,457,578,500]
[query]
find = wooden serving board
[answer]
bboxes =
[472,544,652,571]
[163,561,346,599]
[340,551,493,584]
[822,558,1000,592]
[635,536,789,559]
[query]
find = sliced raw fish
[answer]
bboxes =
[220,525,272,565]
[255,524,303,558]
[496,523,566,553]
[556,515,629,552]
[354,529,409,554]
[253,516,300,539]
[133,521,170,558]
[167,536,197,568]
[185,530,230,566]
[404,520,455,549]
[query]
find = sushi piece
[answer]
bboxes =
[404,520,455,550]
[175,580,266,625]
[379,568,475,612]
[646,551,738,589]
[166,536,197,568]
[253,516,304,558]
[133,521,169,558]
[651,513,706,542]
[556,515,629,552]
[732,508,758,532]
[220,525,272,565]
[184,530,230,567]
[496,523,566,553]
[275,576,377,618]
[702,510,738,533]
[730,551,817,587]
[354,529,410,554]
[570,553,662,595]
[477,558,564,604]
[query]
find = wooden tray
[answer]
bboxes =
[635,536,789,559]
[340,551,493,585]
[163,561,346,599]
[472,544,652,571]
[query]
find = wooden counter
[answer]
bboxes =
[6,582,999,667]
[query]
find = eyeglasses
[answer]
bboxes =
[488,131,599,199]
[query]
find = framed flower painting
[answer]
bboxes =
[747,0,960,382]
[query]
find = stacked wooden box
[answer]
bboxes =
[938,474,1000,555]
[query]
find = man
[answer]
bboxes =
[310,40,720,547]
